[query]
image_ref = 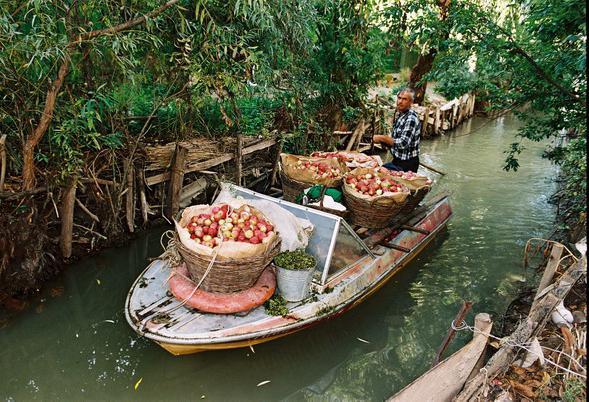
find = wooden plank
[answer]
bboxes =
[531,243,564,311]
[167,144,188,219]
[146,139,276,185]
[60,177,77,258]
[179,177,207,208]
[434,106,441,135]
[440,98,457,112]
[0,134,6,191]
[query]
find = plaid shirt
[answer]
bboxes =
[391,109,421,160]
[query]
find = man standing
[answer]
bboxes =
[373,88,421,172]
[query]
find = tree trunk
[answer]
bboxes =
[409,48,437,105]
[408,0,451,105]
[22,59,71,190]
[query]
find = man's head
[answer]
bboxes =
[396,88,415,112]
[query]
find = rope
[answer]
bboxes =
[451,319,587,379]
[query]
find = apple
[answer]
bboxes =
[244,229,254,239]
[249,236,260,244]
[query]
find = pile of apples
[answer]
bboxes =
[312,151,376,166]
[295,159,342,179]
[185,204,275,248]
[345,171,408,197]
[379,168,433,185]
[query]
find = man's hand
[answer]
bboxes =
[373,135,394,148]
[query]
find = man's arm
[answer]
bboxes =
[373,134,394,147]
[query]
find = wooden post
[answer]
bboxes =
[433,107,440,135]
[269,139,283,187]
[452,103,458,128]
[0,134,6,191]
[470,94,476,116]
[167,143,188,219]
[432,301,473,367]
[60,177,77,258]
[235,134,243,186]
[137,167,149,225]
[421,107,429,137]
[125,160,135,233]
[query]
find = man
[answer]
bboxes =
[373,88,421,172]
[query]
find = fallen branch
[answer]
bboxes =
[75,198,100,222]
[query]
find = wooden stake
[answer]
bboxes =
[432,301,473,367]
[167,143,187,219]
[421,107,430,137]
[346,118,367,151]
[269,139,283,187]
[434,107,440,135]
[125,160,135,233]
[137,167,150,225]
[60,177,77,258]
[0,134,6,192]
[235,134,243,186]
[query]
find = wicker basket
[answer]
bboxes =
[280,170,311,202]
[401,185,431,214]
[176,235,282,293]
[342,184,407,229]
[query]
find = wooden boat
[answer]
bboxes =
[125,185,452,355]
[388,313,492,401]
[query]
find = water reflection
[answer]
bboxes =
[0,115,557,401]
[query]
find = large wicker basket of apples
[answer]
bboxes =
[174,203,281,293]
[385,169,433,213]
[342,167,411,228]
[279,153,347,202]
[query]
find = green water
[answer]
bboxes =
[1,114,558,401]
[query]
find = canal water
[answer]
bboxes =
[1,114,558,401]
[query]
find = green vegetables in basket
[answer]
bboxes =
[274,250,316,270]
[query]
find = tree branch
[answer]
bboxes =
[69,0,180,47]
[483,16,582,103]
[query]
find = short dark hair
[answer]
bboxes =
[399,87,415,101]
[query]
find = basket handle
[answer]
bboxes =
[319,185,327,208]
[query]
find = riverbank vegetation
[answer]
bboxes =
[0,1,585,297]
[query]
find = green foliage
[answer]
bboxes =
[562,378,586,402]
[264,294,289,316]
[274,249,316,270]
